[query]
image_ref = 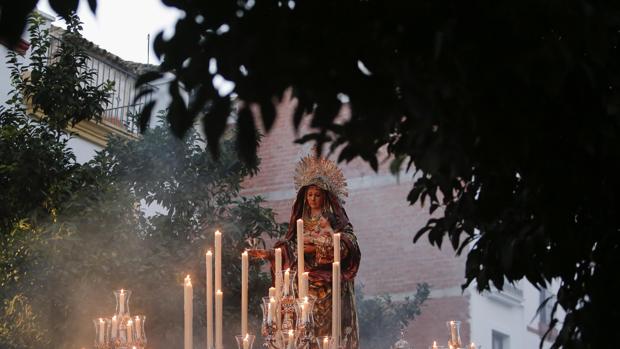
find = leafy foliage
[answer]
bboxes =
[357,283,429,349]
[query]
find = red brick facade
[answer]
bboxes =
[242,102,470,347]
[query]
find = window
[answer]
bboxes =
[492,330,510,349]
[539,288,555,326]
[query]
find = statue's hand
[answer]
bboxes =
[247,248,271,260]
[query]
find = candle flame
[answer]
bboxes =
[215,230,221,235]
[304,296,309,303]
[135,316,140,320]
[120,289,124,294]
[185,275,192,286]
[270,296,276,302]
[324,337,329,343]
[112,315,117,321]
[99,318,104,323]
[127,319,133,325]
[288,329,294,336]
[242,250,248,256]
[207,250,212,256]
[216,289,223,295]
[244,333,249,340]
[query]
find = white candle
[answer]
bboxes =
[332,262,341,347]
[283,269,290,296]
[119,289,125,315]
[268,296,276,323]
[134,316,142,340]
[214,231,222,293]
[432,340,438,349]
[296,219,304,292]
[243,334,250,349]
[449,321,459,346]
[184,275,193,349]
[287,330,295,349]
[322,337,330,349]
[268,287,276,298]
[470,342,476,349]
[206,250,213,349]
[274,248,282,301]
[98,318,105,344]
[300,272,309,299]
[126,319,133,344]
[333,233,341,263]
[301,297,309,322]
[111,315,118,339]
[215,290,223,349]
[241,251,249,337]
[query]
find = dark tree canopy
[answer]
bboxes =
[2,1,620,348]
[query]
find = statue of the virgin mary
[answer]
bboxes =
[250,155,361,348]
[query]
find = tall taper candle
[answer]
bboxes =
[215,290,223,349]
[296,219,304,292]
[275,248,282,301]
[184,275,193,349]
[214,231,222,292]
[332,262,341,347]
[206,250,213,349]
[126,319,133,344]
[333,233,341,263]
[241,251,249,337]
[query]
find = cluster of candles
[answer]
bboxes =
[429,321,477,349]
[92,289,147,349]
[183,219,343,349]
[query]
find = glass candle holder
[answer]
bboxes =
[446,320,462,348]
[235,334,256,349]
[93,318,108,348]
[318,336,331,349]
[133,315,147,347]
[114,289,132,319]
[279,269,297,299]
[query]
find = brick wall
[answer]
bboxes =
[242,100,470,347]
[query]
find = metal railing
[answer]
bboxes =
[49,34,154,135]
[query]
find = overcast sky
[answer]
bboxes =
[37,0,183,65]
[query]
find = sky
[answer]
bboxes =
[37,0,183,65]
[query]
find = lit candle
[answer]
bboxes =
[268,287,276,298]
[184,275,193,349]
[333,233,341,263]
[322,337,330,349]
[206,250,213,349]
[283,268,290,296]
[119,289,125,315]
[98,318,105,344]
[470,342,477,349]
[126,319,133,344]
[241,251,249,337]
[296,219,304,293]
[332,262,341,347]
[268,296,276,323]
[287,329,295,349]
[300,272,309,298]
[275,248,282,301]
[134,316,142,341]
[301,297,309,322]
[243,333,250,349]
[432,340,438,349]
[215,290,223,349]
[111,315,118,339]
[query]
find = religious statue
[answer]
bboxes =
[250,155,361,348]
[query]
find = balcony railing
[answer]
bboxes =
[49,34,154,136]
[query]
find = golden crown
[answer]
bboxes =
[294,154,348,201]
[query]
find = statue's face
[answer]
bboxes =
[306,186,324,211]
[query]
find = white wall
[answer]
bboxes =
[66,136,102,164]
[469,280,559,349]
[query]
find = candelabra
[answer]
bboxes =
[93,289,147,349]
[260,271,330,349]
